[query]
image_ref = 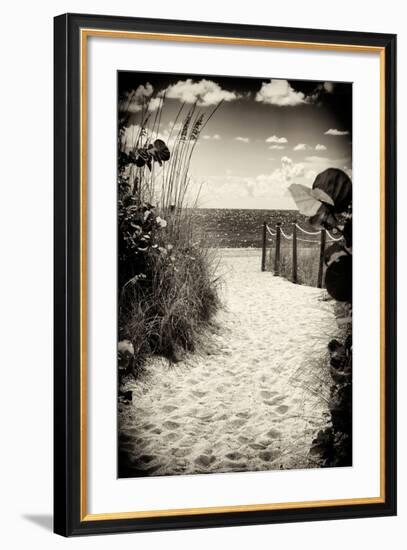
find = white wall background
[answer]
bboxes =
[0,0,403,547]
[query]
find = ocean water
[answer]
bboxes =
[192,208,311,248]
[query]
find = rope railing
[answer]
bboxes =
[268,222,342,242]
[280,228,293,240]
[261,220,342,287]
[295,223,320,236]
[326,229,342,242]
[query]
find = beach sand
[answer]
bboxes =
[119,248,338,476]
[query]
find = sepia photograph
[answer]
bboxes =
[117,71,353,478]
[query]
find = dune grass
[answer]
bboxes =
[120,215,220,368]
[118,96,222,373]
[267,241,323,287]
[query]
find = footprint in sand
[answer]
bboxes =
[249,442,267,450]
[260,450,279,462]
[266,428,282,439]
[119,250,336,477]
[192,390,206,398]
[197,413,214,422]
[163,432,181,442]
[230,418,247,429]
[163,420,180,429]
[224,461,248,471]
[236,411,250,419]
[162,405,178,413]
[142,422,156,431]
[142,464,162,475]
[225,452,244,460]
[260,390,273,399]
[173,448,191,458]
[195,455,216,467]
[139,454,155,464]
[268,395,286,406]
[263,400,276,406]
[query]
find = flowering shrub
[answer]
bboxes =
[118,194,169,287]
[117,122,175,282]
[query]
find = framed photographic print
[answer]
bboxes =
[54,13,396,536]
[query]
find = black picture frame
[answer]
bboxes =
[54,12,397,536]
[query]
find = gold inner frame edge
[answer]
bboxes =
[79,28,386,522]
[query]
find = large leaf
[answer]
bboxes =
[288,184,321,216]
[311,187,335,206]
[325,255,352,302]
[147,139,171,166]
[324,243,347,267]
[312,168,352,213]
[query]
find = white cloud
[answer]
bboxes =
[324,128,349,136]
[156,121,184,147]
[147,97,162,112]
[254,157,305,198]
[281,156,292,163]
[122,120,185,150]
[323,82,335,93]
[305,169,317,181]
[269,145,285,150]
[199,156,311,208]
[119,83,159,113]
[303,155,353,178]
[198,153,351,209]
[266,135,288,144]
[165,79,239,106]
[315,144,327,150]
[293,143,309,151]
[235,136,250,143]
[121,123,143,150]
[134,83,153,100]
[202,134,221,140]
[257,157,305,192]
[305,156,330,163]
[256,79,306,107]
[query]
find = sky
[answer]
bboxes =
[119,71,352,210]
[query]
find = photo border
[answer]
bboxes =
[54,13,396,536]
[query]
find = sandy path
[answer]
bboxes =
[119,248,338,476]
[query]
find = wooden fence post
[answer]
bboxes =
[274,223,281,276]
[292,222,298,284]
[261,221,267,272]
[317,228,326,288]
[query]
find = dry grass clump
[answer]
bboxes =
[118,95,223,373]
[267,242,321,286]
[120,225,220,368]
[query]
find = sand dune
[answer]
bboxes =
[119,248,338,476]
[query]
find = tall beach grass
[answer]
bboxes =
[118,94,222,373]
